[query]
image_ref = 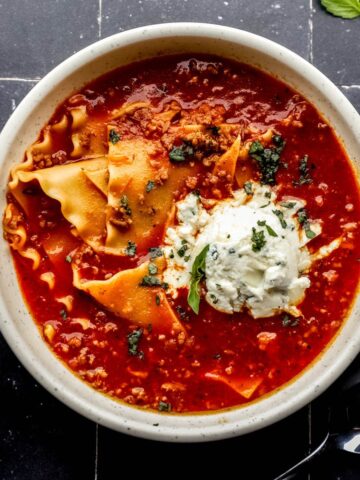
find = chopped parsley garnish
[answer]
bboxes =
[281,201,297,209]
[188,244,209,314]
[249,134,285,185]
[294,155,313,186]
[155,294,161,306]
[273,209,287,229]
[60,309,67,320]
[148,263,158,275]
[125,241,137,257]
[265,191,272,199]
[146,180,155,193]
[65,255,72,263]
[176,305,189,321]
[244,181,253,195]
[184,255,191,262]
[282,314,300,327]
[109,129,121,144]
[209,293,219,304]
[251,228,266,252]
[257,220,278,237]
[127,328,143,357]
[177,242,189,258]
[149,247,163,259]
[297,208,316,239]
[158,401,172,412]
[140,276,161,287]
[169,140,194,162]
[120,195,131,216]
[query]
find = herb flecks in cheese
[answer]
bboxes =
[163,184,330,318]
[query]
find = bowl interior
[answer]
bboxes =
[1,24,360,442]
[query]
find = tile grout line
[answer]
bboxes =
[98,0,103,38]
[0,77,40,82]
[308,0,314,64]
[341,85,360,89]
[94,423,99,480]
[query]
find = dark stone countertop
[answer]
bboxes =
[0,1,359,479]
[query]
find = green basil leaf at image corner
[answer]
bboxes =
[321,0,360,18]
[187,244,210,314]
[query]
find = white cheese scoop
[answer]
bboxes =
[163,183,319,318]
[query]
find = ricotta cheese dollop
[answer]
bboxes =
[163,184,320,318]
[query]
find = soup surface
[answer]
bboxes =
[4,54,360,412]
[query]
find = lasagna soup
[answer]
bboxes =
[4,55,360,412]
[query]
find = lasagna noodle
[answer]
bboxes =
[73,259,185,334]
[106,136,197,254]
[12,157,108,251]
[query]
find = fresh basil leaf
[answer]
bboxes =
[187,245,209,314]
[321,0,360,18]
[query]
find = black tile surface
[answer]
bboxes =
[0,0,99,78]
[102,0,311,58]
[313,1,360,85]
[1,1,360,480]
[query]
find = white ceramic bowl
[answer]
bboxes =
[1,23,360,442]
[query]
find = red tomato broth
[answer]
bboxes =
[6,54,360,412]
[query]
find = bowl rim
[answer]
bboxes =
[1,22,360,442]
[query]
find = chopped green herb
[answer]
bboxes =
[60,309,67,320]
[184,255,191,262]
[294,155,313,186]
[169,250,175,259]
[281,201,297,209]
[244,181,253,195]
[297,208,316,239]
[265,191,272,199]
[155,294,161,306]
[125,241,137,257]
[260,202,270,208]
[127,328,143,356]
[146,180,155,193]
[305,228,316,239]
[65,255,72,263]
[251,228,266,252]
[140,276,161,287]
[321,0,360,19]
[249,134,285,185]
[273,209,287,229]
[257,220,278,237]
[120,195,131,216]
[297,208,307,225]
[158,401,172,412]
[188,244,210,314]
[273,134,286,150]
[169,141,194,162]
[176,305,189,321]
[148,263,158,275]
[282,314,300,327]
[177,243,189,258]
[149,247,163,259]
[209,293,219,304]
[109,129,121,144]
